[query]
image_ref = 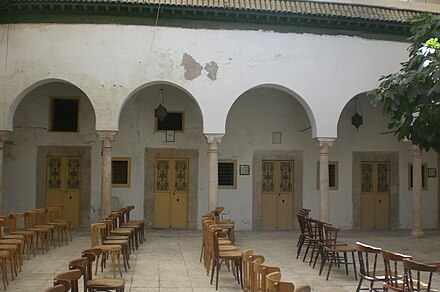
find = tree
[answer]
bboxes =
[372,13,440,153]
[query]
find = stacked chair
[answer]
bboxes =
[0,205,74,290]
[200,207,311,292]
[354,243,438,291]
[296,208,358,282]
[46,205,144,291]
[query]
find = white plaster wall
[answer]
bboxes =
[1,24,409,137]
[1,23,437,230]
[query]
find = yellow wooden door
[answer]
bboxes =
[361,162,390,230]
[154,158,189,229]
[261,160,293,230]
[46,156,81,227]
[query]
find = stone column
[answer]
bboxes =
[204,134,223,212]
[0,131,10,215]
[317,138,334,223]
[97,131,117,220]
[411,144,424,237]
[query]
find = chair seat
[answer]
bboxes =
[219,250,242,259]
[219,245,237,252]
[87,278,125,288]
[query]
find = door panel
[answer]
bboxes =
[261,160,293,230]
[154,158,188,229]
[361,162,390,230]
[46,156,81,227]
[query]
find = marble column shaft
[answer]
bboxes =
[318,139,333,223]
[98,131,117,220]
[205,134,223,212]
[411,144,424,237]
[0,132,7,215]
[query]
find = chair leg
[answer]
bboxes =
[351,251,358,280]
[356,278,363,292]
[326,252,335,280]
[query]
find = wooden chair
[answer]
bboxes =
[79,253,125,292]
[356,242,385,292]
[45,284,67,292]
[99,220,130,272]
[210,229,242,290]
[403,258,438,292]
[319,225,357,281]
[50,204,72,241]
[117,208,144,248]
[301,217,321,264]
[46,207,69,246]
[0,244,18,281]
[82,248,102,277]
[44,284,66,292]
[205,224,237,275]
[53,269,82,292]
[124,206,145,243]
[0,218,24,268]
[24,210,51,254]
[252,258,280,292]
[7,213,36,259]
[265,271,294,292]
[107,213,136,252]
[91,223,123,278]
[242,249,264,292]
[382,250,412,292]
[0,250,9,290]
[33,208,57,248]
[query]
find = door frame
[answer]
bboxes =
[36,146,91,227]
[252,150,303,230]
[352,152,399,230]
[145,148,198,229]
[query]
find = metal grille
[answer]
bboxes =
[51,98,78,132]
[218,162,235,187]
[112,160,128,185]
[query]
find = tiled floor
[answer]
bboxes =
[5,228,440,291]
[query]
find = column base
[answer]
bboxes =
[411,228,425,238]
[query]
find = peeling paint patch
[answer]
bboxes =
[204,61,218,81]
[181,53,203,81]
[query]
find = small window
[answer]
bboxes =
[156,112,184,131]
[50,98,79,132]
[218,160,236,189]
[112,158,131,188]
[317,161,338,190]
[408,163,427,190]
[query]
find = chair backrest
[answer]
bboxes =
[54,269,82,292]
[9,213,25,231]
[51,204,66,219]
[82,248,102,280]
[34,208,48,224]
[266,271,295,292]
[356,242,382,279]
[323,224,339,249]
[242,249,265,292]
[90,223,106,247]
[403,258,437,292]
[24,210,36,228]
[47,206,62,221]
[252,258,280,292]
[297,214,307,235]
[382,250,412,291]
[298,208,311,217]
[68,258,88,290]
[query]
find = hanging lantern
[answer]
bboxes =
[154,87,168,122]
[351,97,363,130]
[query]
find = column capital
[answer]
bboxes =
[411,144,422,157]
[204,134,224,148]
[316,137,335,154]
[0,131,12,148]
[97,130,118,141]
